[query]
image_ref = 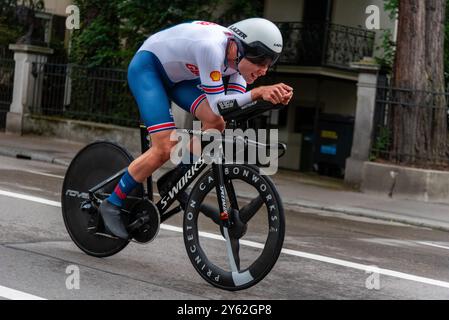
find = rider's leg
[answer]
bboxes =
[168,78,225,155]
[193,99,226,157]
[194,99,226,132]
[106,130,176,205]
[100,50,176,239]
[170,80,226,154]
[128,130,177,182]
[156,89,225,196]
[100,131,176,239]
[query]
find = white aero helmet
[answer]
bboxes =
[228,17,283,67]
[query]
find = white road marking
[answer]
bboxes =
[2,189,449,292]
[278,249,449,289]
[417,241,449,251]
[359,238,420,248]
[0,285,46,300]
[0,190,61,207]
[161,225,449,290]
[22,169,65,180]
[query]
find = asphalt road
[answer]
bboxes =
[0,154,449,300]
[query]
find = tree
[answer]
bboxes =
[69,0,121,67]
[0,0,44,47]
[117,0,223,67]
[70,0,225,67]
[69,0,264,68]
[444,0,449,87]
[378,0,449,85]
[390,0,448,166]
[116,0,264,66]
[215,0,264,26]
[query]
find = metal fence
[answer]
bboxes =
[0,45,13,60]
[371,79,449,166]
[275,21,375,70]
[0,46,15,130]
[30,60,140,127]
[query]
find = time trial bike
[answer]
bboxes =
[61,101,286,291]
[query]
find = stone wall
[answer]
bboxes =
[362,162,449,204]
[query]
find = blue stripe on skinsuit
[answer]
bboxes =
[127,51,174,128]
[169,78,205,113]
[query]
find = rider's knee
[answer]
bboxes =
[152,144,174,164]
[203,116,226,132]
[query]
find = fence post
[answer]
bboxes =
[6,44,53,134]
[344,57,380,188]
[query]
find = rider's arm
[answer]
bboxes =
[196,42,252,116]
[226,73,247,95]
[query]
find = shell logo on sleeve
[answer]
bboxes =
[210,71,221,82]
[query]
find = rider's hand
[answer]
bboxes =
[281,89,293,105]
[252,83,294,105]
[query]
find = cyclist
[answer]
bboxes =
[99,17,294,239]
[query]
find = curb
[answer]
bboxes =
[234,191,449,233]
[282,199,449,232]
[0,147,71,167]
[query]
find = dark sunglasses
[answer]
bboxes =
[242,43,279,67]
[246,54,277,67]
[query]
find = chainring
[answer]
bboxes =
[129,199,160,244]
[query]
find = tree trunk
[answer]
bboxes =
[391,0,447,166]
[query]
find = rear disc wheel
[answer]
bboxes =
[61,141,143,257]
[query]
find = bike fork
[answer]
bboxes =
[212,162,231,228]
[212,161,240,273]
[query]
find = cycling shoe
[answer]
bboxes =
[99,200,129,240]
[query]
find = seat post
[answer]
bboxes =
[140,124,150,153]
[140,124,154,201]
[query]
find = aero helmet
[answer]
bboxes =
[228,18,283,66]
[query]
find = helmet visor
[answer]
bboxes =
[242,42,280,67]
[245,54,278,67]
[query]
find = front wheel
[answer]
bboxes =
[183,164,285,291]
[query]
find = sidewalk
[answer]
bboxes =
[1,132,449,231]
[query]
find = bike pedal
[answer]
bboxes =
[80,200,96,214]
[128,200,160,244]
[127,216,150,232]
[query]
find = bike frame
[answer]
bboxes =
[87,125,228,225]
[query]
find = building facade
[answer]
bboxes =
[4,0,397,177]
[262,0,396,175]
[42,0,72,16]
